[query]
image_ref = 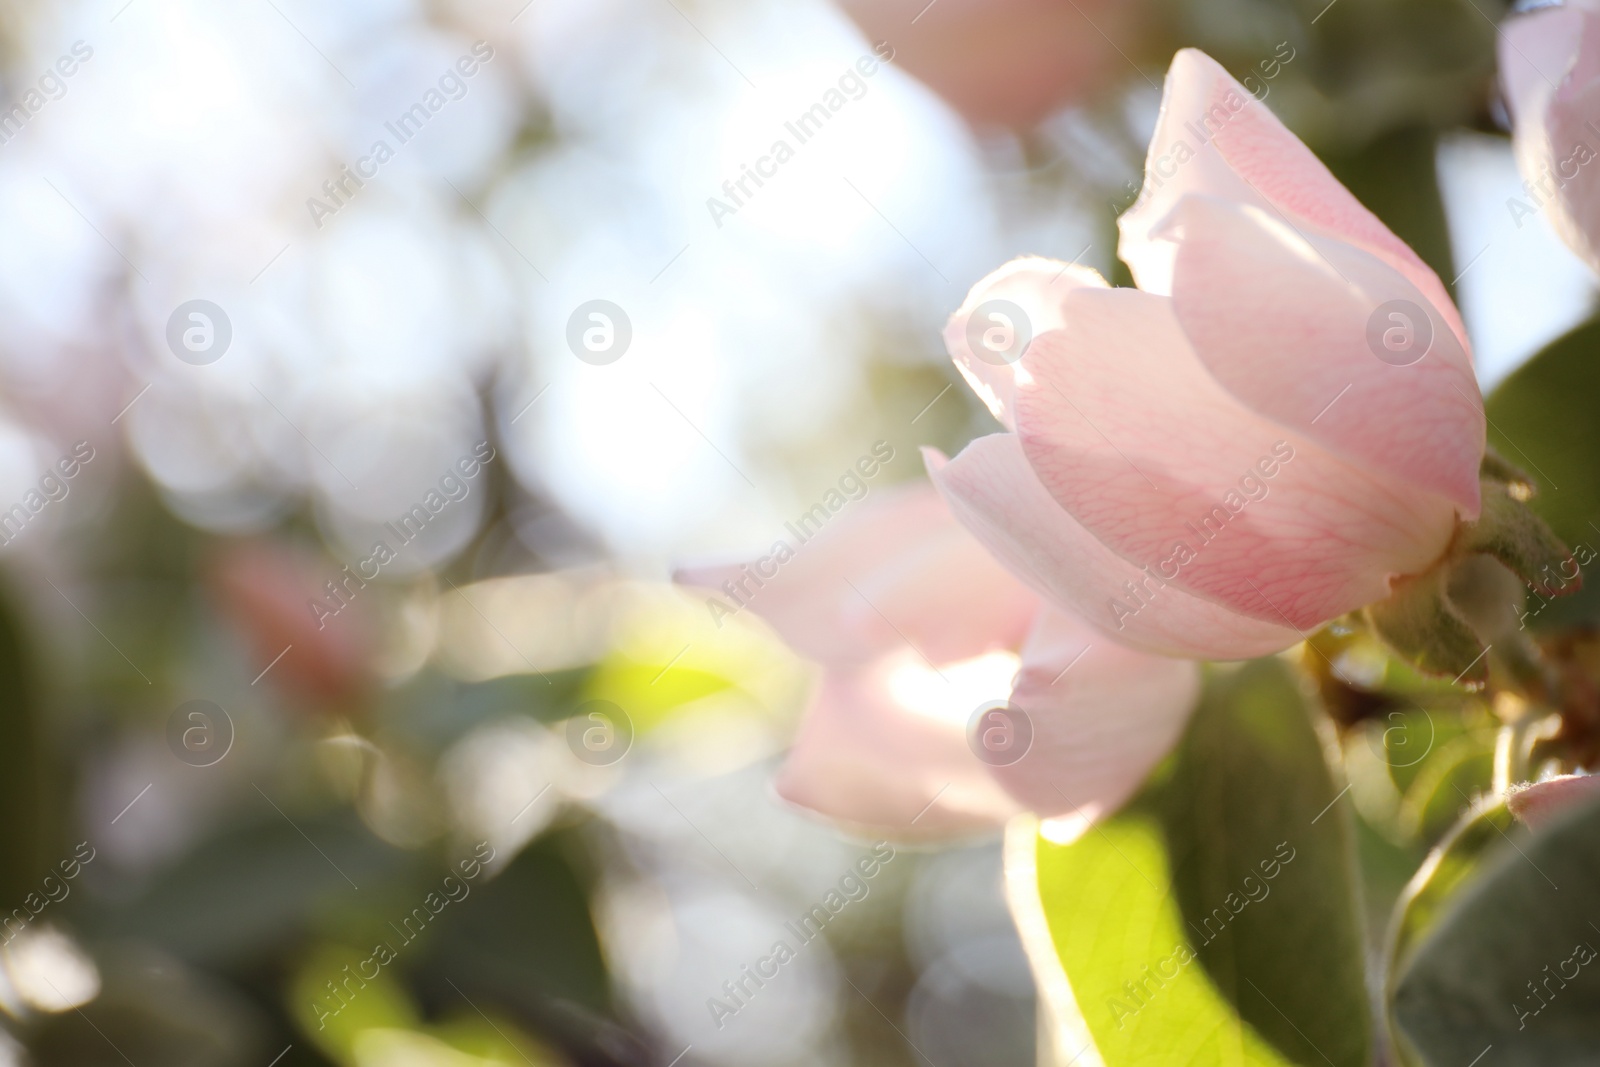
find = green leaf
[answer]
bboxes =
[1483,315,1600,628]
[1389,793,1600,1066]
[0,578,46,908]
[414,829,612,1014]
[290,942,420,1064]
[1014,659,1371,1066]
[1394,734,1496,844]
[1384,796,1513,994]
[30,950,271,1067]
[1364,567,1486,686]
[77,812,417,966]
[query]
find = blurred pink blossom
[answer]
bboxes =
[678,483,1197,841]
[1500,0,1600,272]
[209,540,373,710]
[836,0,1147,127]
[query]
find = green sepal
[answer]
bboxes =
[1477,446,1534,498]
[1460,471,1580,598]
[1363,567,1486,688]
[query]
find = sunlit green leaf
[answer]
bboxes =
[1015,659,1371,1066]
[1384,796,1512,992]
[1395,734,1496,844]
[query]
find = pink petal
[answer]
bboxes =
[773,648,1024,840]
[1011,285,1461,630]
[1508,7,1600,273]
[925,436,1300,659]
[675,483,1036,669]
[1532,80,1600,273]
[986,607,1200,839]
[942,257,1109,429]
[1119,48,1466,353]
[1164,195,1484,515]
[1499,5,1584,127]
[1507,773,1600,830]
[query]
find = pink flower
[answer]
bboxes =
[1507,773,1600,829]
[1500,1,1600,272]
[676,484,1197,840]
[936,49,1485,660]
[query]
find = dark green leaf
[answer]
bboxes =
[1384,796,1513,991]
[1019,659,1371,1066]
[76,812,416,966]
[414,829,611,1015]
[1323,124,1457,298]
[1483,315,1600,628]
[0,577,46,908]
[1390,793,1600,1066]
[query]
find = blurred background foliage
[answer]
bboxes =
[0,0,1596,1064]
